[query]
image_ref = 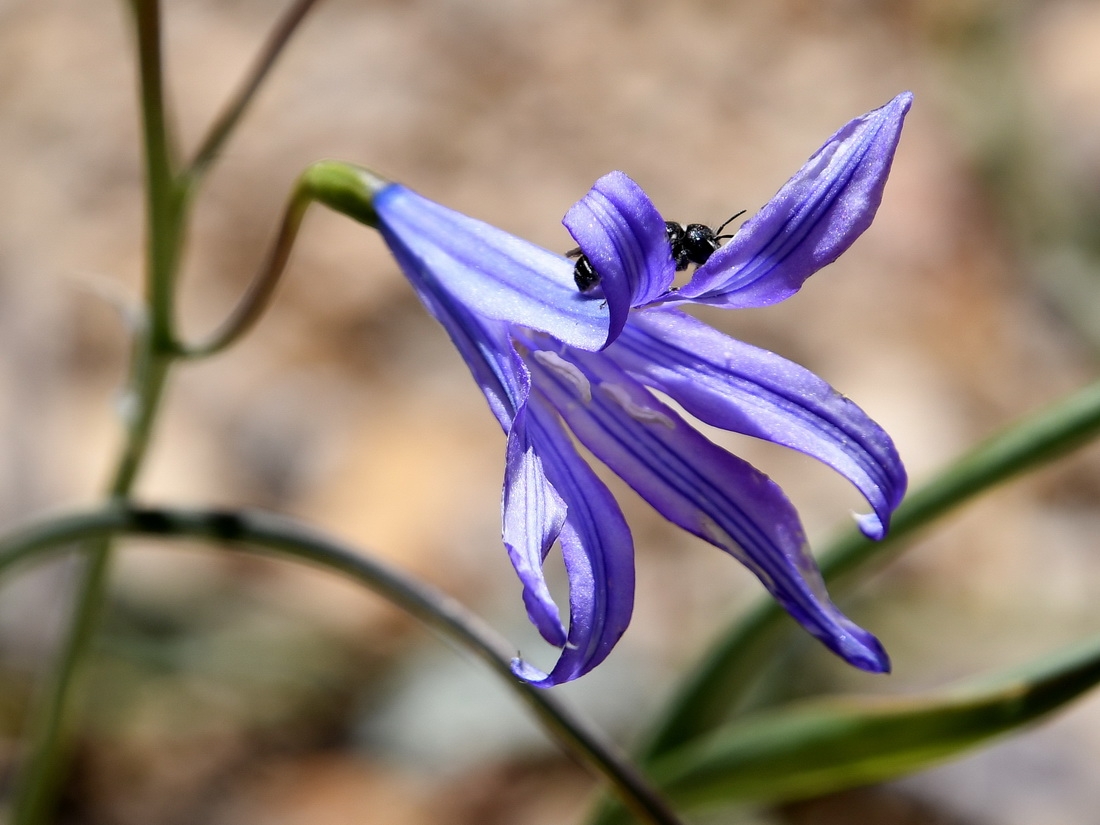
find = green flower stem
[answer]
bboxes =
[10,2,180,820]
[175,183,313,357]
[10,0,331,818]
[185,0,325,185]
[130,0,185,348]
[176,160,388,357]
[8,539,110,825]
[639,378,1100,761]
[0,505,685,825]
[13,351,174,825]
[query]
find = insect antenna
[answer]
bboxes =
[712,209,747,241]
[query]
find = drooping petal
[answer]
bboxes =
[380,190,635,683]
[379,209,530,430]
[503,405,569,647]
[511,399,636,687]
[529,342,889,673]
[374,183,614,351]
[676,92,912,308]
[610,308,906,538]
[562,171,676,343]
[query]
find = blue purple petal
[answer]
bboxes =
[381,224,527,429]
[510,401,636,686]
[502,405,570,647]
[563,171,676,343]
[375,184,614,350]
[676,92,912,308]
[529,341,889,673]
[367,97,912,684]
[610,308,906,538]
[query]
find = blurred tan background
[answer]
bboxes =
[3,0,1100,823]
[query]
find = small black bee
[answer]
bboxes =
[566,212,745,293]
[568,251,601,293]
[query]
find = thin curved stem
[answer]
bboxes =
[185,0,325,185]
[169,0,328,356]
[174,160,388,358]
[0,504,685,825]
[638,377,1100,760]
[174,182,312,358]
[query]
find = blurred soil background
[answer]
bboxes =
[2,0,1100,823]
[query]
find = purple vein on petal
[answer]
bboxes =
[610,308,906,537]
[510,399,635,686]
[677,92,912,308]
[563,171,675,344]
[375,184,614,350]
[530,345,889,673]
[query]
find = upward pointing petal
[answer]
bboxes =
[677,92,912,308]
[563,171,676,344]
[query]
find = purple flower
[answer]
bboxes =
[371,93,911,686]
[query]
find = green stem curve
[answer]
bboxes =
[185,0,325,185]
[0,504,684,825]
[174,160,389,358]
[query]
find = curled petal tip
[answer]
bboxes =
[837,627,891,674]
[563,171,676,345]
[520,589,568,647]
[854,511,887,541]
[510,657,554,687]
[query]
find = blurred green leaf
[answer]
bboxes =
[594,634,1100,824]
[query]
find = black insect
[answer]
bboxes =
[566,212,745,294]
[568,251,601,293]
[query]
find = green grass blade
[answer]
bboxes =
[594,634,1100,823]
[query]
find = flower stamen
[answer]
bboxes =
[599,382,676,429]
[533,350,593,403]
